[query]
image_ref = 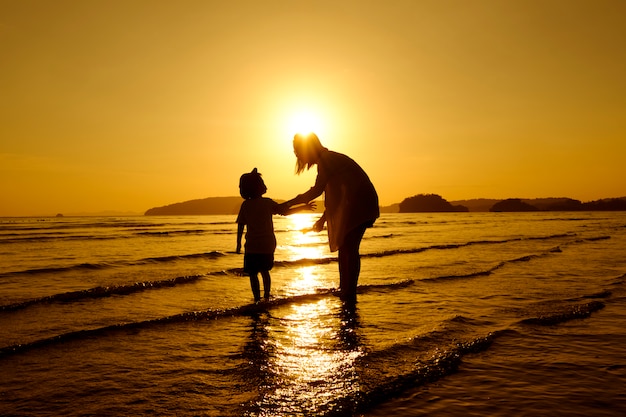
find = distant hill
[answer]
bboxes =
[450,199,500,212]
[490,198,539,212]
[581,197,626,211]
[145,197,243,215]
[399,194,468,212]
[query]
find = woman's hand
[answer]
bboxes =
[312,214,326,232]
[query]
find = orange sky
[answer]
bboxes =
[1,0,625,216]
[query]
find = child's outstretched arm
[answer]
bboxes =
[275,201,316,216]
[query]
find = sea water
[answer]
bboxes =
[1,212,625,416]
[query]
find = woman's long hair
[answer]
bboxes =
[293,133,326,175]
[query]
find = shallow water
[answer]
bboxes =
[365,304,626,417]
[1,212,625,416]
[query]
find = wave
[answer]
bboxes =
[422,252,552,282]
[364,233,581,259]
[0,274,206,312]
[138,251,225,264]
[273,257,337,268]
[345,332,499,415]
[0,234,117,244]
[520,301,605,326]
[370,233,396,239]
[579,235,611,242]
[1,262,114,277]
[133,229,212,237]
[420,238,612,283]
[0,251,226,278]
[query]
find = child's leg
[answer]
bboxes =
[260,270,271,300]
[249,273,261,302]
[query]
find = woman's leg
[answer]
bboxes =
[338,224,367,303]
[261,270,271,300]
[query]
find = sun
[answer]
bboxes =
[285,109,327,139]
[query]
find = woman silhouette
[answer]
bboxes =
[285,133,379,303]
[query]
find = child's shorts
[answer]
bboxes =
[243,253,274,274]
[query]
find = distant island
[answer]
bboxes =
[144,194,626,215]
[399,194,469,212]
[145,197,244,216]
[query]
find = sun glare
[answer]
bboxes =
[286,109,327,138]
[282,214,327,262]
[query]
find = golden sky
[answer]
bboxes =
[1,0,625,216]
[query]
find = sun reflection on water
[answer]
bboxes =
[253,298,363,415]
[283,213,327,262]
[284,266,326,297]
[280,213,334,296]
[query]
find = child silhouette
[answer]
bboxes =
[236,168,314,302]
